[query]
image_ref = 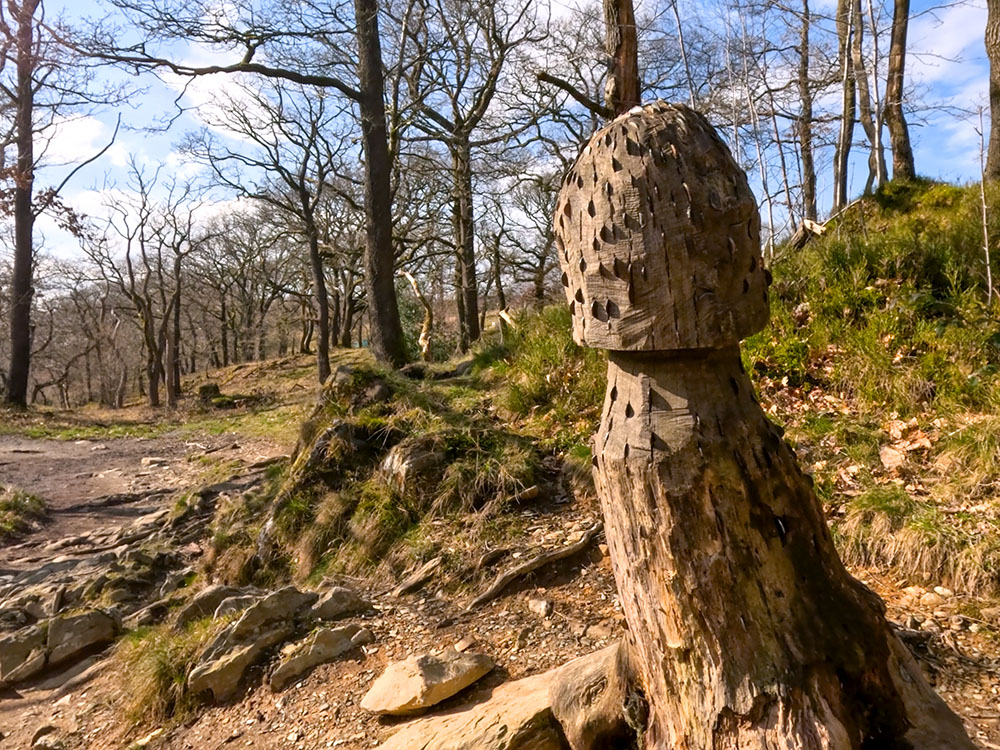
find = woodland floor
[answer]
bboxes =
[0,354,998,749]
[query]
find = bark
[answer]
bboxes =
[851,0,885,194]
[306,226,332,383]
[797,0,817,221]
[220,294,230,367]
[989,0,1000,180]
[554,102,974,750]
[492,239,507,312]
[596,351,971,747]
[833,0,855,211]
[167,254,182,407]
[603,0,640,115]
[355,0,407,367]
[886,0,915,180]
[452,140,480,350]
[4,0,40,408]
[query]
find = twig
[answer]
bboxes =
[465,522,603,610]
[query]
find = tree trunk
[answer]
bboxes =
[167,256,182,408]
[596,351,973,748]
[886,0,915,181]
[797,0,817,221]
[307,227,331,383]
[851,0,885,194]
[833,0,855,211]
[492,239,507,312]
[988,0,1000,181]
[603,0,640,116]
[146,351,160,408]
[341,297,355,348]
[330,287,342,349]
[4,0,40,409]
[554,102,973,750]
[452,140,480,351]
[355,0,407,367]
[220,294,230,367]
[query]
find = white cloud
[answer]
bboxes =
[39,115,130,170]
[909,1,988,86]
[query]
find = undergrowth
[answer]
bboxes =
[0,486,46,540]
[114,617,227,725]
[207,179,1000,598]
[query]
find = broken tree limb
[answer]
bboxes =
[465,522,603,610]
[788,217,828,250]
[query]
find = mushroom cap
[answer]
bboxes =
[554,102,769,351]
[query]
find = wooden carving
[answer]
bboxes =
[555,102,974,748]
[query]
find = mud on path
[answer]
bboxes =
[0,432,283,571]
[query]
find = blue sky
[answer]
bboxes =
[34,0,992,258]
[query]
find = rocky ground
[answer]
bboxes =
[1,368,999,749]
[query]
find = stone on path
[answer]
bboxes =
[376,645,631,750]
[0,624,47,684]
[46,610,116,666]
[187,586,319,701]
[174,584,244,628]
[309,586,369,621]
[188,623,293,701]
[375,668,559,750]
[361,648,494,716]
[269,624,373,692]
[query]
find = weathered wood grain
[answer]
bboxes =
[556,101,975,749]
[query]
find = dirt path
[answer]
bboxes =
[0,433,281,571]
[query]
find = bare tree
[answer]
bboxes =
[185,81,351,383]
[0,0,122,406]
[986,0,1000,182]
[885,0,914,180]
[404,0,543,351]
[82,0,408,366]
[833,0,856,210]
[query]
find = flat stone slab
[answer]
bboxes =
[361,648,494,716]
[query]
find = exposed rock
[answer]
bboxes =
[309,586,369,621]
[376,667,561,749]
[125,597,179,630]
[361,648,494,716]
[363,381,393,406]
[174,584,244,628]
[380,438,444,494]
[269,624,373,692]
[33,727,65,750]
[46,610,116,666]
[920,591,945,608]
[0,624,47,684]
[226,586,317,642]
[0,607,33,632]
[527,598,552,618]
[187,586,317,701]
[188,623,293,702]
[376,646,634,750]
[214,595,259,619]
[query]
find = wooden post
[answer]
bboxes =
[554,101,973,749]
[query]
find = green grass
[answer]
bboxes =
[0,486,46,540]
[113,617,228,724]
